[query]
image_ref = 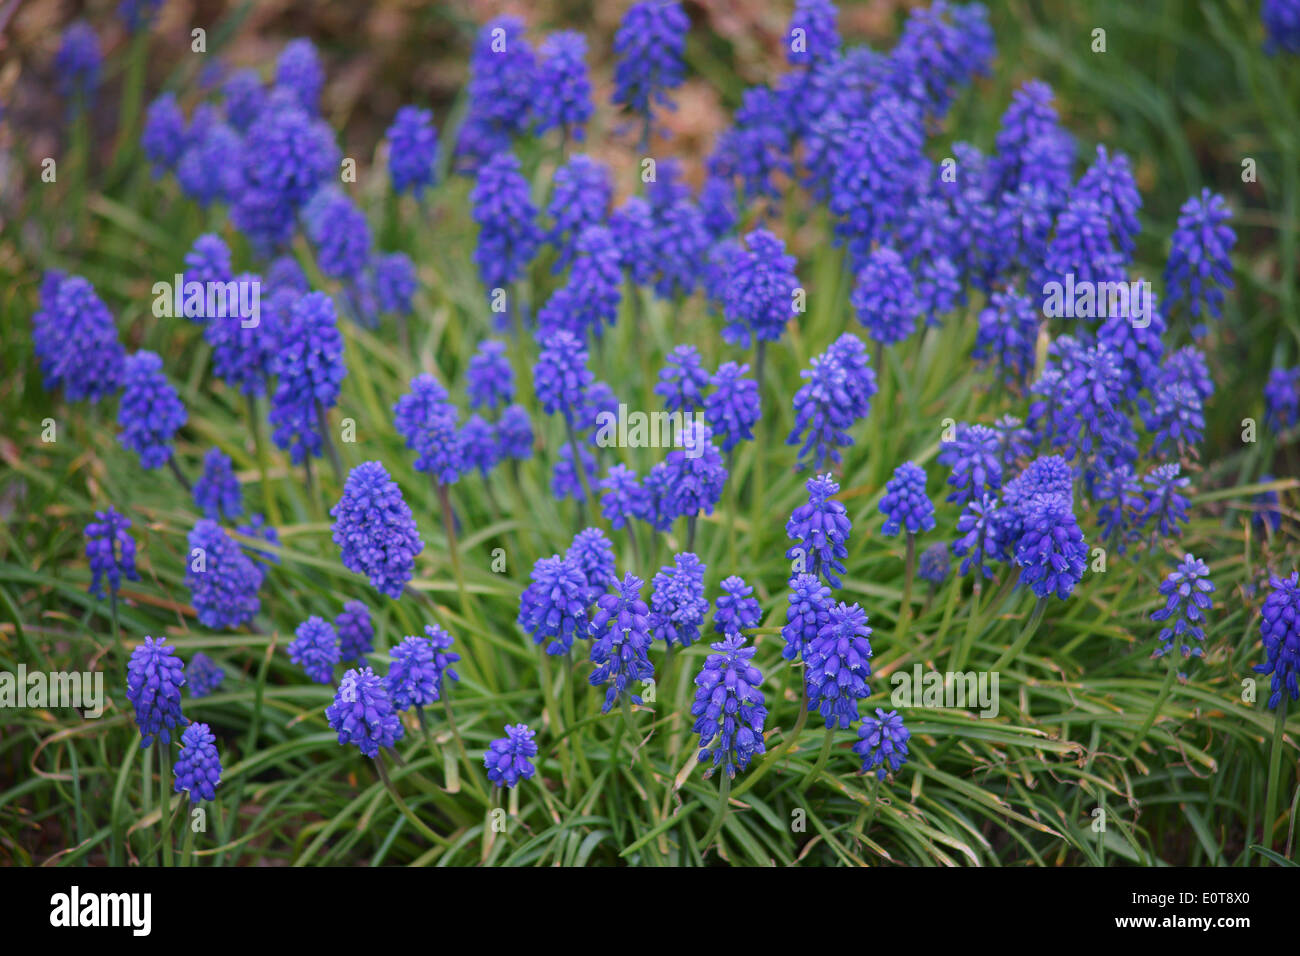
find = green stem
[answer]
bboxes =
[376,754,452,847]
[701,771,732,851]
[565,420,593,526]
[316,401,343,483]
[166,454,192,493]
[990,596,1048,672]
[158,743,173,867]
[1124,659,1178,759]
[247,393,281,526]
[1263,697,1290,855]
[799,726,836,791]
[895,533,916,643]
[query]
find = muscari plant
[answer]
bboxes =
[7,0,1300,867]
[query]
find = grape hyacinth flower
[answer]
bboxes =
[552,441,598,502]
[1164,188,1236,322]
[1254,476,1283,533]
[721,228,798,352]
[786,473,851,588]
[854,708,910,780]
[545,155,612,271]
[117,351,187,471]
[783,573,832,662]
[232,97,338,253]
[1264,367,1299,433]
[655,345,712,413]
[56,22,102,102]
[535,31,594,142]
[289,616,341,684]
[326,667,405,758]
[182,235,234,302]
[518,555,591,655]
[566,528,618,604]
[989,79,1074,202]
[805,602,873,729]
[714,575,762,635]
[385,630,459,711]
[484,723,539,788]
[206,278,285,397]
[1150,553,1215,660]
[186,653,225,699]
[589,573,655,712]
[938,423,1002,505]
[386,106,438,197]
[1013,494,1087,600]
[126,636,185,746]
[851,246,920,347]
[275,38,324,112]
[952,493,1005,580]
[1073,145,1143,259]
[471,152,541,293]
[1141,463,1191,540]
[918,542,951,585]
[975,287,1038,386]
[534,331,593,427]
[193,448,242,521]
[599,464,648,530]
[1256,573,1300,709]
[648,553,710,649]
[653,422,728,537]
[372,252,418,317]
[173,723,222,802]
[460,415,500,477]
[142,93,185,176]
[649,199,711,301]
[1095,463,1145,552]
[562,226,623,339]
[467,340,515,411]
[1263,0,1300,54]
[31,275,125,403]
[393,374,464,485]
[467,17,537,139]
[235,515,280,565]
[303,188,372,281]
[691,635,768,778]
[85,507,140,600]
[336,600,374,664]
[222,69,267,131]
[705,361,760,453]
[1038,195,1124,292]
[880,462,936,537]
[612,1,690,134]
[330,462,425,599]
[787,0,840,66]
[496,404,535,462]
[270,292,347,467]
[186,520,263,629]
[788,334,877,469]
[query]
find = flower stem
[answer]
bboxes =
[1263,697,1290,855]
[701,771,732,851]
[316,400,343,483]
[895,533,916,644]
[565,420,593,526]
[1124,658,1178,759]
[158,743,173,867]
[166,454,192,493]
[799,726,836,791]
[990,596,1048,672]
[246,392,281,525]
